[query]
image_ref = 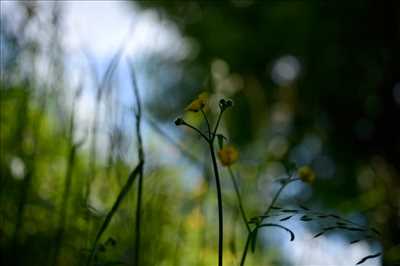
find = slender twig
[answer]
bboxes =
[86,63,145,266]
[86,163,143,266]
[183,121,210,141]
[228,167,250,233]
[239,233,252,266]
[144,114,202,168]
[201,109,211,139]
[210,108,228,266]
[179,105,228,266]
[240,176,296,266]
[129,63,145,266]
[209,142,224,266]
[263,179,291,217]
[212,110,223,141]
[86,47,123,204]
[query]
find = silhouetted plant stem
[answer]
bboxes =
[130,65,145,266]
[209,142,224,266]
[85,47,123,205]
[86,64,144,266]
[86,163,143,266]
[240,176,295,266]
[183,122,209,140]
[84,50,124,252]
[212,111,223,139]
[228,167,250,233]
[201,109,211,139]
[239,232,251,265]
[145,114,202,167]
[207,108,225,266]
[178,103,230,266]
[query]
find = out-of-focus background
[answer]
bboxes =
[1,1,399,265]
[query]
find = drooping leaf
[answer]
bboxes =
[281,209,299,213]
[257,223,295,241]
[345,227,366,232]
[355,253,382,265]
[313,232,325,238]
[280,215,293,221]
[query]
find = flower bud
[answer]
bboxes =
[297,166,316,184]
[219,98,234,111]
[217,145,239,166]
[174,118,185,126]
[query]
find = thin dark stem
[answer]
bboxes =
[130,65,145,266]
[86,49,122,204]
[209,142,223,266]
[183,122,210,141]
[262,182,287,217]
[86,163,142,266]
[212,110,223,141]
[201,109,211,139]
[240,176,295,266]
[145,114,202,168]
[228,167,250,233]
[86,63,146,266]
[134,166,144,266]
[239,234,251,266]
[179,104,227,266]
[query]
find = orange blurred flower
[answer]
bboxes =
[217,146,239,166]
[297,166,316,183]
[185,92,209,112]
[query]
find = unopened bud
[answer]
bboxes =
[174,118,185,126]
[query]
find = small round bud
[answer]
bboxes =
[219,98,234,111]
[174,118,185,126]
[297,166,316,184]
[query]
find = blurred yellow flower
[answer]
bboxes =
[298,166,316,183]
[218,146,239,166]
[185,92,209,112]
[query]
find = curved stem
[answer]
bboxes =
[262,182,287,217]
[183,122,209,142]
[212,110,223,141]
[209,142,223,266]
[201,109,211,139]
[228,167,250,233]
[256,223,295,241]
[131,67,145,266]
[240,234,252,266]
[86,163,142,266]
[240,176,296,266]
